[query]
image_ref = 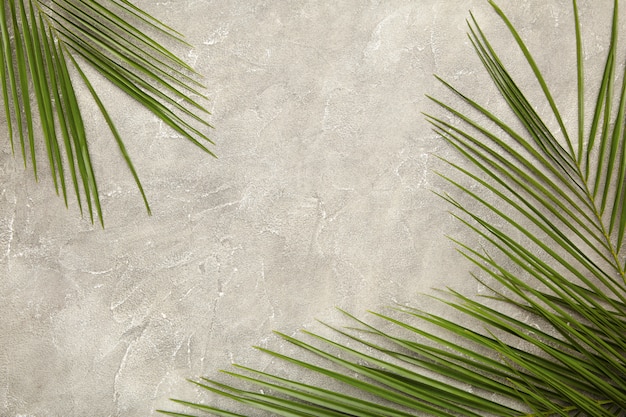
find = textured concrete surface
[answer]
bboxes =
[0,1,617,416]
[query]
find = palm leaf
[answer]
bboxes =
[1,0,213,226]
[162,1,626,416]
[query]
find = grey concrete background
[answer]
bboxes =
[0,1,617,416]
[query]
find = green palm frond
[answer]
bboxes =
[1,0,213,226]
[162,1,626,416]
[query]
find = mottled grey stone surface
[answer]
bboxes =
[0,1,617,416]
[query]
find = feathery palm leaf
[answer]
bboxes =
[1,0,213,226]
[162,1,626,416]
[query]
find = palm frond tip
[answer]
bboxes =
[163,1,626,416]
[1,0,214,226]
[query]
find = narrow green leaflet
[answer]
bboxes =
[0,0,213,226]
